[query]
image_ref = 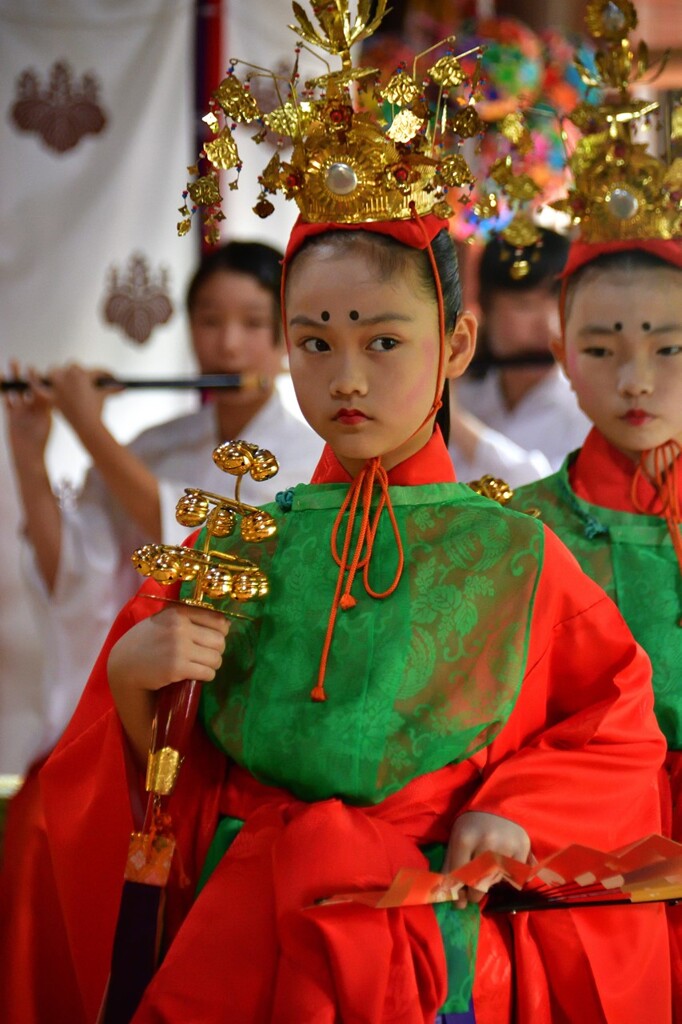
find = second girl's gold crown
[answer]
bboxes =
[550,0,682,242]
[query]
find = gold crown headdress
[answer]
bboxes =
[178,1,496,242]
[550,0,682,242]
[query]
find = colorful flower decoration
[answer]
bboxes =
[452,25,600,241]
[360,13,600,243]
[455,17,545,121]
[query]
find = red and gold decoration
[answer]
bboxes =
[320,833,682,911]
[178,0,496,243]
[104,441,279,1023]
[127,439,278,862]
[132,440,278,616]
[551,0,682,241]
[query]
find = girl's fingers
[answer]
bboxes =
[185,605,231,634]
[156,606,230,682]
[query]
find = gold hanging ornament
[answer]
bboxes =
[132,440,280,617]
[204,129,240,171]
[380,71,421,106]
[429,56,467,88]
[213,75,261,123]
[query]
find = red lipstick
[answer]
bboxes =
[622,409,652,426]
[335,408,369,425]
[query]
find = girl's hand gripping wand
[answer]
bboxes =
[101,440,279,1024]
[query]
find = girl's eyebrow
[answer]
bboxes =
[289,311,413,326]
[649,323,682,335]
[577,324,617,336]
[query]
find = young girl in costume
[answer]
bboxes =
[508,5,682,1017]
[39,208,671,1024]
[512,240,682,1018]
[35,3,671,1023]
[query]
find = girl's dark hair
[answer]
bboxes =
[287,227,461,444]
[419,229,459,444]
[563,249,682,319]
[186,240,284,329]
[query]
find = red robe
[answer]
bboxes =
[3,436,672,1023]
[568,427,682,1022]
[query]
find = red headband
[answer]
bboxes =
[283,213,448,264]
[560,238,682,279]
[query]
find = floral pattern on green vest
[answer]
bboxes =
[185,480,544,804]
[512,459,682,749]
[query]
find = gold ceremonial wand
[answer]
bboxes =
[103,439,278,1024]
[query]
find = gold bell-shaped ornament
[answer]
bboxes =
[175,489,210,528]
[131,544,156,576]
[232,571,261,602]
[249,448,279,481]
[206,505,237,538]
[149,547,182,584]
[201,566,234,600]
[240,509,277,542]
[212,440,255,476]
[176,550,209,582]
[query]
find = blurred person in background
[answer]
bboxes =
[453,228,590,482]
[2,240,323,763]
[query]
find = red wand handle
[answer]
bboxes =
[106,679,205,1024]
[154,678,203,764]
[141,678,203,833]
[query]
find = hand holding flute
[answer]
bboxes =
[2,362,167,549]
[2,362,54,459]
[2,362,63,591]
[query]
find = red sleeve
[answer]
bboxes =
[39,575,226,1024]
[468,525,664,855]
[470,527,670,1024]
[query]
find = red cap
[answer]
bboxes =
[560,238,682,279]
[283,213,448,263]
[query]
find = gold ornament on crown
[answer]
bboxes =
[178,0,496,242]
[549,0,682,242]
[132,440,279,617]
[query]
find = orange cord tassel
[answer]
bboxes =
[308,207,446,700]
[631,442,682,590]
[311,458,405,701]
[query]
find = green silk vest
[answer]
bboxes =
[513,460,682,749]
[188,480,544,803]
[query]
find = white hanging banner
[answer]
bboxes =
[0,0,196,770]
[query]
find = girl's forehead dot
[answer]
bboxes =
[321,310,330,322]
[349,310,359,320]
